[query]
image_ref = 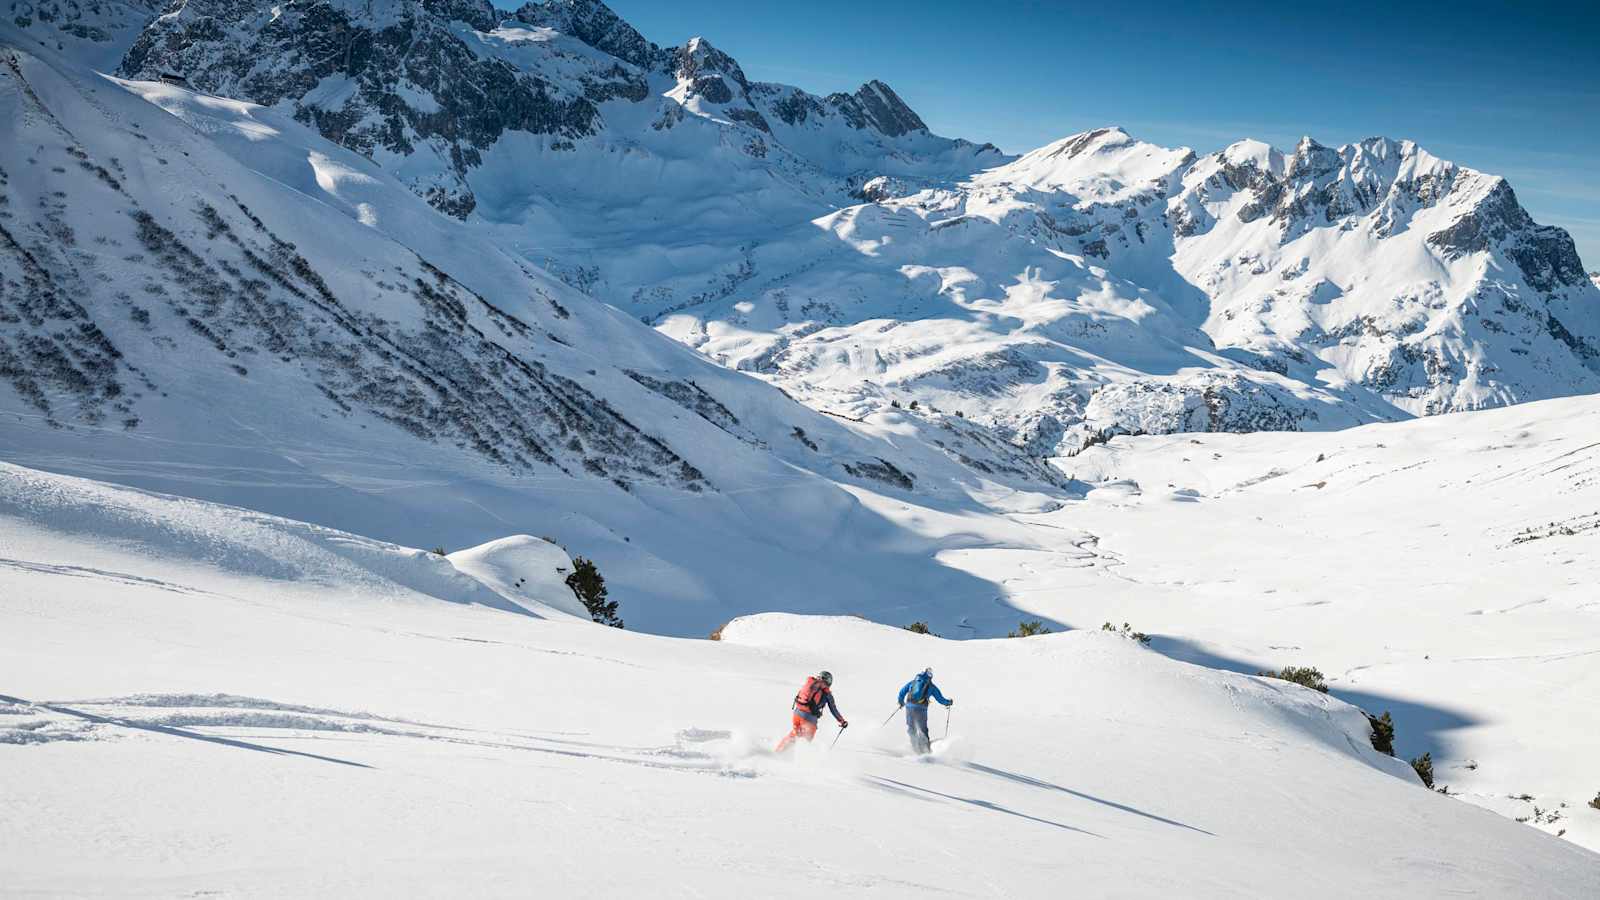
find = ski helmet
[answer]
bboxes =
[923,667,934,678]
[818,670,833,686]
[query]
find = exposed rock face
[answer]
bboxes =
[1085,375,1317,438]
[5,0,162,68]
[510,0,663,70]
[121,0,600,217]
[830,80,927,137]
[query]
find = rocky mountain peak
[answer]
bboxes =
[829,79,927,137]
[511,0,664,70]
[421,0,499,31]
[1287,135,1339,179]
[674,35,751,94]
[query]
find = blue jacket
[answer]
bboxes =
[897,672,950,707]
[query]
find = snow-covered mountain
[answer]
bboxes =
[117,0,998,218]
[645,127,1599,451]
[98,0,1600,455]
[0,24,1069,635]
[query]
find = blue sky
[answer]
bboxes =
[524,1,1600,267]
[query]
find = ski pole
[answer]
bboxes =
[880,705,902,727]
[830,726,846,749]
[944,705,951,740]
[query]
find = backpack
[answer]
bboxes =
[908,673,931,705]
[794,676,828,714]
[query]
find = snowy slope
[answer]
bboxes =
[0,27,1070,636]
[907,394,1600,848]
[3,461,1597,896]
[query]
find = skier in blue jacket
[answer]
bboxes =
[896,668,952,754]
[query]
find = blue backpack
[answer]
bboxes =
[909,673,932,704]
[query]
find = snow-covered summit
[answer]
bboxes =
[635,123,1599,452]
[972,126,1195,203]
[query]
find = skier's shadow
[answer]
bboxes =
[967,762,1213,835]
[864,775,1104,838]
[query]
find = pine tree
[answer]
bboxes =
[1410,752,1435,788]
[1258,665,1328,693]
[1367,712,1396,756]
[566,557,622,628]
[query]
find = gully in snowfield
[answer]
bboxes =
[775,670,847,752]
[897,667,953,754]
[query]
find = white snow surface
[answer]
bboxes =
[3,458,1599,896]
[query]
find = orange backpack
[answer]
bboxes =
[794,676,828,714]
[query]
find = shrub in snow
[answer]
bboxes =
[1258,666,1328,693]
[1411,752,1435,788]
[708,621,730,641]
[1588,793,1600,811]
[1367,712,1396,757]
[1007,620,1050,638]
[566,557,622,629]
[431,546,448,556]
[1102,621,1151,645]
[904,621,935,636]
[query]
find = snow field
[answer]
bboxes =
[3,461,1599,896]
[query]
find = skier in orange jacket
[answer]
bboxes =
[775,670,847,752]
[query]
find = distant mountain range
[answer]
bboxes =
[6,0,1599,465]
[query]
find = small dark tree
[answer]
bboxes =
[1102,621,1151,645]
[1258,666,1329,693]
[1410,752,1435,788]
[566,557,622,628]
[1367,711,1396,756]
[1008,620,1050,638]
[430,546,448,556]
[1589,793,1600,811]
[904,621,935,636]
